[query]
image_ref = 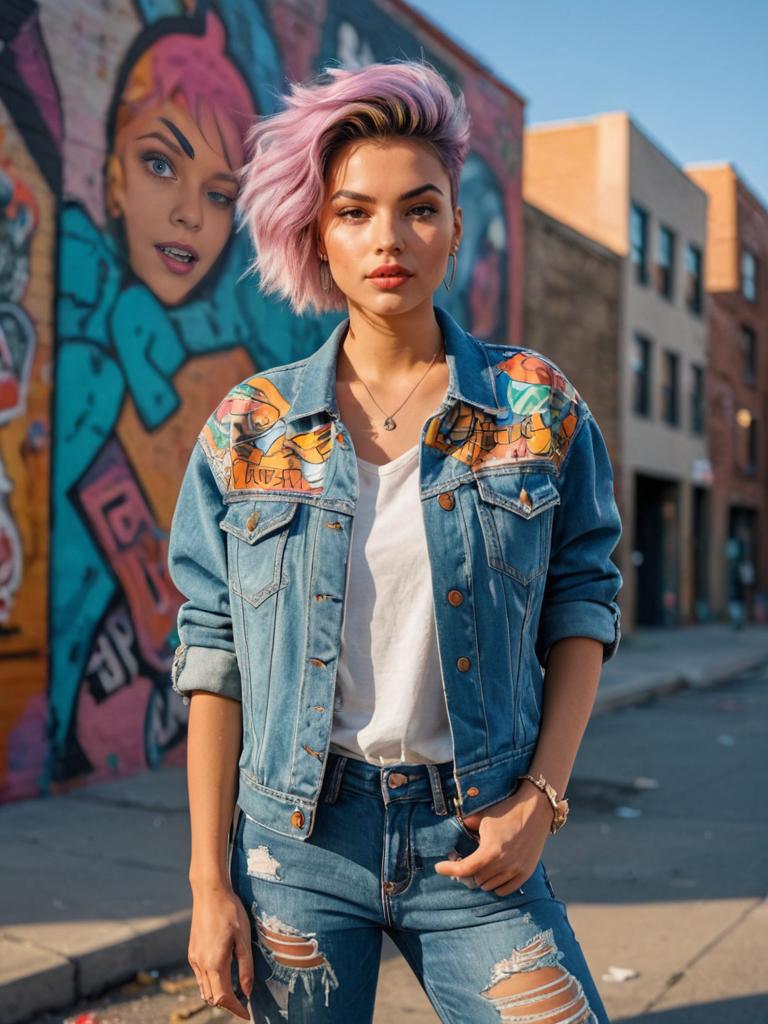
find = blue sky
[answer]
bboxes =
[408,0,768,207]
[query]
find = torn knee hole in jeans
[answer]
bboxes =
[251,906,339,1013]
[481,928,597,1023]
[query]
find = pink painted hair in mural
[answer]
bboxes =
[110,10,255,169]
[237,60,470,315]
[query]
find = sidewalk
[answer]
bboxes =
[595,621,768,713]
[2,623,768,1024]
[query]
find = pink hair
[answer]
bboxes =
[237,61,470,315]
[113,11,256,168]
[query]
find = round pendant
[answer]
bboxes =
[383,417,396,431]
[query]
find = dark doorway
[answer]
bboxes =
[727,506,758,622]
[692,486,711,621]
[634,474,680,626]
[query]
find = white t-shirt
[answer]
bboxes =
[329,441,453,765]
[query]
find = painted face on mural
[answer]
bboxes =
[108,98,241,307]
[317,138,462,318]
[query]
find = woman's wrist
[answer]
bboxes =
[189,866,233,894]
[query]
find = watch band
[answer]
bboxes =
[518,772,569,834]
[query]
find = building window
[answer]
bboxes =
[690,364,705,435]
[656,225,676,300]
[630,203,649,285]
[741,249,757,302]
[685,243,703,314]
[741,325,757,385]
[632,333,652,416]
[661,350,680,425]
[746,418,758,475]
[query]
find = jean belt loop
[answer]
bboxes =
[426,764,449,816]
[322,754,348,804]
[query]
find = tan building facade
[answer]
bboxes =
[524,113,710,629]
[684,163,768,622]
[522,201,622,475]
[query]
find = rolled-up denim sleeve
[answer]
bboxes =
[168,439,242,702]
[536,408,623,668]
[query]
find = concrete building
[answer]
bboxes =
[524,112,710,630]
[684,163,768,622]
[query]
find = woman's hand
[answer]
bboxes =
[188,884,254,1020]
[434,781,554,896]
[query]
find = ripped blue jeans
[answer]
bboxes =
[229,752,609,1023]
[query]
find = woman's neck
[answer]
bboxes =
[338,300,444,387]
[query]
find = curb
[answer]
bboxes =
[0,913,191,1024]
[593,653,768,715]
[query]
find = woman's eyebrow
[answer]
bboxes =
[330,183,445,202]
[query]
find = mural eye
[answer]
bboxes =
[141,152,175,178]
[208,190,234,206]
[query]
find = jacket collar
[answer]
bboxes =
[285,305,506,424]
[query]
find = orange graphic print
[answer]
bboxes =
[200,376,333,493]
[426,351,580,470]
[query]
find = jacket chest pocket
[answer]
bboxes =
[475,471,560,585]
[220,499,300,608]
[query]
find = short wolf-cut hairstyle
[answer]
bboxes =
[237,60,470,315]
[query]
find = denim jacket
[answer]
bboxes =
[168,305,622,840]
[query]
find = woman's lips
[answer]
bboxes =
[154,243,199,276]
[369,274,412,290]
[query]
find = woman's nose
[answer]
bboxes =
[374,214,403,253]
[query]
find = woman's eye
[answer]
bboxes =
[409,204,437,217]
[141,152,175,179]
[338,208,366,220]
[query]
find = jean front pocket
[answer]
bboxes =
[449,813,481,847]
[475,470,560,585]
[220,498,299,608]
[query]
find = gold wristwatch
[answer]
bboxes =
[518,773,569,834]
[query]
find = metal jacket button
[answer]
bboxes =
[456,656,471,672]
[291,809,305,829]
[438,492,455,510]
[447,589,463,606]
[466,786,480,797]
[246,511,260,531]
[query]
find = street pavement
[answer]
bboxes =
[2,622,767,1024]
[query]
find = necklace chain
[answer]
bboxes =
[355,342,444,431]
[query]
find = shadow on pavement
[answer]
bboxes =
[617,993,768,1023]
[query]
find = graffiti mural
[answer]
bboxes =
[0,0,524,802]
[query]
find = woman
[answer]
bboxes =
[169,60,622,1023]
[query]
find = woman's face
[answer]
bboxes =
[317,138,462,318]
[108,98,240,306]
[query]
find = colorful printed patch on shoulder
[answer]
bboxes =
[425,351,580,470]
[199,375,333,493]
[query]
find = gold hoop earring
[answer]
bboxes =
[319,259,333,294]
[443,251,457,291]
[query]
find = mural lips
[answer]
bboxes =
[155,241,199,275]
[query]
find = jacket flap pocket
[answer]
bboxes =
[220,499,299,543]
[476,471,560,518]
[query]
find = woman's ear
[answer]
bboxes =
[105,154,125,218]
[452,205,463,252]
